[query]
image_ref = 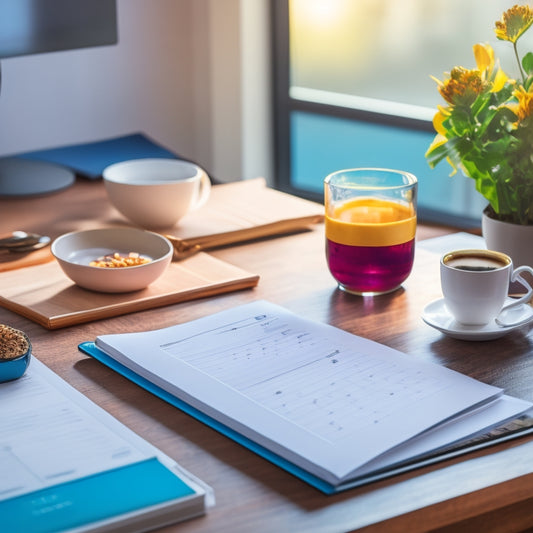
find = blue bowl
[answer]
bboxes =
[0,338,31,383]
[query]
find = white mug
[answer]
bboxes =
[440,249,533,326]
[103,158,211,229]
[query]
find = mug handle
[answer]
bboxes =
[192,169,211,210]
[496,265,533,326]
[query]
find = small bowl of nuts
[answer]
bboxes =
[51,228,173,293]
[0,324,31,383]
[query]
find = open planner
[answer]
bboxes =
[0,358,213,532]
[79,300,533,494]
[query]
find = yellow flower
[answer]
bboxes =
[495,4,533,43]
[474,42,495,71]
[508,85,533,123]
[438,67,486,106]
[473,43,509,91]
[432,106,449,136]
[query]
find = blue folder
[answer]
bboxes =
[78,342,533,495]
[15,133,183,179]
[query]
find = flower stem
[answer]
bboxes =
[514,41,525,83]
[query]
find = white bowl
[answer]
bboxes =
[51,228,173,293]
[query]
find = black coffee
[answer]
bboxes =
[445,254,508,271]
[454,265,499,271]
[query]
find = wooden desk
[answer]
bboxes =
[2,179,533,532]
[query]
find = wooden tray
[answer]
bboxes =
[0,252,259,329]
[0,247,55,272]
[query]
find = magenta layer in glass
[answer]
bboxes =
[326,238,415,294]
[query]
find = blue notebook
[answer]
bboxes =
[2,459,196,533]
[0,359,212,533]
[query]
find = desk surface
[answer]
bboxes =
[2,179,533,532]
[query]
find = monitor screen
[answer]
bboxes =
[0,0,118,196]
[0,0,118,59]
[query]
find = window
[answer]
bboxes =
[272,0,514,227]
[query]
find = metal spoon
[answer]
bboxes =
[0,232,51,253]
[0,231,47,248]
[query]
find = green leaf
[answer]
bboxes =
[448,108,473,135]
[470,92,492,116]
[523,52,533,75]
[425,138,458,168]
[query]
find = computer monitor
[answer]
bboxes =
[0,0,118,197]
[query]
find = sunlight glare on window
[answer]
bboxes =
[291,0,346,28]
[289,0,517,109]
[289,0,356,90]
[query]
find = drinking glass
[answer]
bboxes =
[324,168,417,295]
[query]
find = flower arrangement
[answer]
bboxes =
[425,4,533,225]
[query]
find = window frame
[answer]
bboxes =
[270,0,480,228]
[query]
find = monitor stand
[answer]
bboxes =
[0,157,75,197]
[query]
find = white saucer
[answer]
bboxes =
[422,298,533,341]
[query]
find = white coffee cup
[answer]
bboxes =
[103,158,211,229]
[440,249,533,326]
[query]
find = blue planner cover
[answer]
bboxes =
[1,458,196,533]
[78,342,533,495]
[14,133,183,179]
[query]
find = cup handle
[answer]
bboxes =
[496,265,533,326]
[192,169,211,210]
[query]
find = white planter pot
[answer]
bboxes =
[482,208,533,268]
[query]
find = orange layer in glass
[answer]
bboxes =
[325,198,416,247]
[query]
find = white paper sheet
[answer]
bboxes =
[0,360,150,500]
[97,301,532,484]
[0,358,210,502]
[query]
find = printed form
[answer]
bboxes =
[0,360,150,501]
[97,301,532,483]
